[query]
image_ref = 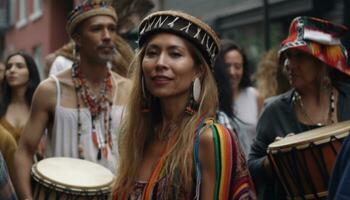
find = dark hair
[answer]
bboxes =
[213,40,236,119]
[0,52,41,117]
[217,39,252,89]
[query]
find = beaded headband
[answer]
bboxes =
[138,10,220,67]
[66,1,118,37]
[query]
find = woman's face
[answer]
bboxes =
[142,33,200,100]
[6,55,30,88]
[225,49,243,91]
[284,49,322,90]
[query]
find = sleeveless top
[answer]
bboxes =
[45,75,125,173]
[233,87,259,157]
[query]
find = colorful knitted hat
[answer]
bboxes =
[138,10,220,68]
[66,0,118,37]
[279,16,350,76]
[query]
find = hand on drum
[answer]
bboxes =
[274,133,295,142]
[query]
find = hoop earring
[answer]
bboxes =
[185,77,201,115]
[141,75,151,112]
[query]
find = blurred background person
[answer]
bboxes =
[48,40,77,76]
[248,16,350,200]
[43,53,57,78]
[216,39,263,157]
[109,34,135,77]
[254,48,290,101]
[213,40,237,138]
[0,52,40,180]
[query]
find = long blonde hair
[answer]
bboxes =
[114,38,218,196]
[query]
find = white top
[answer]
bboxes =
[45,75,124,173]
[49,55,73,76]
[233,86,259,157]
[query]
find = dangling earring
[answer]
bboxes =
[193,77,201,103]
[185,77,201,115]
[141,75,151,112]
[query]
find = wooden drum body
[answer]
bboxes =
[31,157,114,200]
[267,121,350,200]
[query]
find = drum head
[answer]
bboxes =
[32,157,114,190]
[268,120,350,152]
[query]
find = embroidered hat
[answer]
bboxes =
[279,16,350,76]
[66,0,118,37]
[138,10,220,68]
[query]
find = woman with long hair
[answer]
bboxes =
[214,40,263,157]
[113,10,255,199]
[0,52,40,179]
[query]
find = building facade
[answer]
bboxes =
[0,0,74,78]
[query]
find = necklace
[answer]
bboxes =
[292,88,335,126]
[72,64,113,160]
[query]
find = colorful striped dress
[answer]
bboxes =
[113,118,256,200]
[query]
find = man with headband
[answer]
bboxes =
[13,1,131,199]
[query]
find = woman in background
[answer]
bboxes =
[215,40,263,157]
[0,52,40,179]
[248,16,350,200]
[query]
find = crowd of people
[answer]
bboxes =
[0,0,350,200]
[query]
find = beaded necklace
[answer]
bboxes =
[292,88,335,126]
[71,63,113,160]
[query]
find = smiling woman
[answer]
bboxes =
[142,33,199,100]
[112,10,256,200]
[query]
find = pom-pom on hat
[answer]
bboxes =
[66,0,118,38]
[279,16,350,76]
[138,10,220,68]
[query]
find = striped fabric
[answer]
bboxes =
[113,118,256,200]
[194,119,255,200]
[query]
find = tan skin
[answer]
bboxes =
[263,49,339,173]
[137,33,216,199]
[4,55,31,131]
[225,49,264,114]
[13,15,131,200]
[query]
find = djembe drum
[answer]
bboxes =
[267,120,350,200]
[31,157,114,200]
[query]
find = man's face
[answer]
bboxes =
[74,15,117,64]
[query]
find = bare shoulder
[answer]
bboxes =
[32,77,57,111]
[199,127,216,159]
